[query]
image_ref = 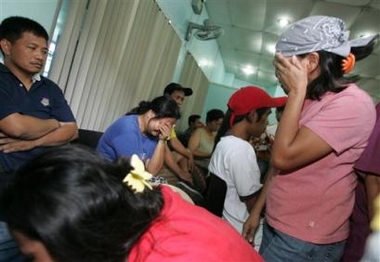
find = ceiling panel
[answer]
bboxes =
[326,0,371,5]
[310,2,362,26]
[204,0,380,102]
[373,41,380,55]
[231,29,263,53]
[357,78,380,99]
[235,51,261,67]
[354,54,380,77]
[219,48,237,62]
[369,0,380,9]
[229,0,266,30]
[263,0,314,35]
[257,71,278,86]
[261,32,279,56]
[216,25,235,48]
[205,0,230,26]
[258,56,276,73]
[349,8,380,38]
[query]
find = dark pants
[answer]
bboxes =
[340,177,370,262]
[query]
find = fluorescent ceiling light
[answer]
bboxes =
[242,65,254,75]
[199,59,213,67]
[267,43,276,54]
[359,32,374,38]
[277,17,290,27]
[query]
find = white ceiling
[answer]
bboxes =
[204,0,380,102]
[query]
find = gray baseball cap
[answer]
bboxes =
[276,15,379,57]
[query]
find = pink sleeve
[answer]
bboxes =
[304,93,375,154]
[354,103,380,175]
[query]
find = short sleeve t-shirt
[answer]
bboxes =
[96,115,158,162]
[0,64,76,172]
[128,186,263,262]
[266,84,376,244]
[209,135,262,233]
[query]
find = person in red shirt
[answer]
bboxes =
[1,145,263,262]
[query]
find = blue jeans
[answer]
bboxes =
[259,222,346,262]
[0,222,29,262]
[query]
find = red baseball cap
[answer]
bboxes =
[228,86,287,126]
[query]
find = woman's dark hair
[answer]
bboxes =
[1,145,164,262]
[126,95,181,120]
[206,109,224,123]
[303,37,378,100]
[213,107,268,151]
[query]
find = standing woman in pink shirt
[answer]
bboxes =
[243,15,378,261]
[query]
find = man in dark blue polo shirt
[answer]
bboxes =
[0,16,78,261]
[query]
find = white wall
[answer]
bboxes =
[156,0,227,85]
[0,0,60,37]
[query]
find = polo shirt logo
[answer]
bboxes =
[40,97,50,107]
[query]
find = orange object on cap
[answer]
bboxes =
[341,53,356,74]
[227,86,287,127]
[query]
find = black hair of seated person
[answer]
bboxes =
[205,109,224,124]
[213,107,269,152]
[126,95,181,120]
[1,144,164,262]
[188,114,201,126]
[0,16,49,56]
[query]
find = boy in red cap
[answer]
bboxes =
[208,86,285,250]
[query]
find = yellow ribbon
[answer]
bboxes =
[123,154,153,193]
